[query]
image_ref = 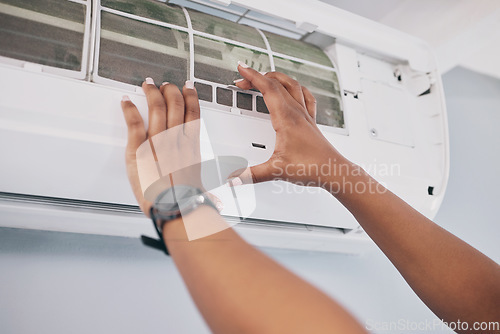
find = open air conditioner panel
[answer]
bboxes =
[0,0,449,254]
[95,2,346,130]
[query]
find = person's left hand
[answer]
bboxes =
[121,78,202,217]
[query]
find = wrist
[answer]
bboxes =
[162,216,185,240]
[161,204,223,248]
[319,159,372,197]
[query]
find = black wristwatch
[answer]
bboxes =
[141,185,218,255]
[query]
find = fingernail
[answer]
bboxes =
[259,72,267,75]
[161,82,169,86]
[185,80,194,89]
[145,77,154,85]
[228,177,243,187]
[215,200,224,212]
[121,95,130,102]
[238,61,250,69]
[233,78,244,84]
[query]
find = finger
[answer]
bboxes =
[232,70,267,91]
[182,80,200,123]
[206,192,224,212]
[237,63,297,118]
[235,71,306,109]
[264,72,306,109]
[182,80,201,138]
[228,162,275,186]
[121,96,151,216]
[233,78,252,90]
[142,77,166,137]
[249,161,279,184]
[121,95,147,150]
[161,82,185,129]
[237,62,283,96]
[302,86,317,122]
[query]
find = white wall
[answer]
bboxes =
[1,67,499,334]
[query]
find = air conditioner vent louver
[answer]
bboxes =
[0,192,142,215]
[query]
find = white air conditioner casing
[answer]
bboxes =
[0,0,449,254]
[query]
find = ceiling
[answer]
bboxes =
[319,0,500,79]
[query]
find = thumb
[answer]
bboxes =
[228,160,277,186]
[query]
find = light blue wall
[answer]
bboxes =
[1,67,499,334]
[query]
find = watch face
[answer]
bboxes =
[155,185,202,217]
[173,186,200,202]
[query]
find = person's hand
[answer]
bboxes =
[233,64,350,188]
[121,79,202,217]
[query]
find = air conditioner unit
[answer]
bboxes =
[0,0,449,254]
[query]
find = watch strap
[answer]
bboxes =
[140,206,169,255]
[141,187,218,255]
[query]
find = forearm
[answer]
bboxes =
[326,163,500,330]
[163,206,366,334]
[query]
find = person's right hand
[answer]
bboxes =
[232,63,350,188]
